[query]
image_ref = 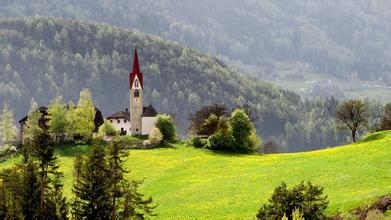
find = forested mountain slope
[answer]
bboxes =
[0,17,350,151]
[1,0,391,99]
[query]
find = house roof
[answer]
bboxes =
[142,105,158,117]
[107,111,130,121]
[18,106,48,123]
[129,48,143,89]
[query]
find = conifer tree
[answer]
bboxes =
[28,130,67,219]
[0,103,16,146]
[107,139,156,219]
[47,96,67,143]
[107,139,129,219]
[72,143,112,219]
[71,155,84,220]
[20,161,40,219]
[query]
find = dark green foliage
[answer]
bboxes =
[156,114,177,141]
[72,144,112,219]
[1,0,390,83]
[257,182,329,220]
[121,180,157,219]
[0,17,351,152]
[189,136,208,149]
[229,109,257,152]
[20,161,40,219]
[72,138,156,219]
[189,103,229,136]
[378,103,391,131]
[208,130,235,152]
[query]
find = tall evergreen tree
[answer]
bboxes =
[20,161,40,220]
[108,139,156,219]
[0,103,16,146]
[32,131,66,218]
[107,139,128,219]
[47,96,67,143]
[72,143,112,219]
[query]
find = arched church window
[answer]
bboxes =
[135,79,139,87]
[134,89,139,97]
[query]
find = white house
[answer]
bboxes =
[107,48,158,136]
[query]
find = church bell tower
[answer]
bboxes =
[130,48,143,135]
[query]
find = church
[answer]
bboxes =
[107,48,158,136]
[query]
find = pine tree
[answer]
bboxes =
[20,161,40,219]
[107,139,156,219]
[31,130,67,219]
[107,139,129,219]
[71,155,84,220]
[0,103,16,146]
[47,96,67,143]
[72,143,112,219]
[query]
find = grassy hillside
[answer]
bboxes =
[1,131,391,219]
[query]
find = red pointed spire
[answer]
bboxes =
[130,47,143,89]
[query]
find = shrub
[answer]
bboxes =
[98,119,117,137]
[189,136,208,149]
[143,140,151,148]
[208,130,235,152]
[148,128,163,145]
[256,181,328,220]
[229,109,259,152]
[155,115,177,141]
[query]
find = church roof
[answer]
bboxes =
[107,105,157,120]
[129,48,143,89]
[107,111,130,121]
[142,105,158,117]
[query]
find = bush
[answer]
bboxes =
[148,128,163,145]
[155,115,177,141]
[208,130,235,152]
[98,119,117,137]
[143,140,152,148]
[256,181,329,220]
[189,136,208,149]
[229,109,259,152]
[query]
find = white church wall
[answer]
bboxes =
[109,118,131,135]
[142,117,157,135]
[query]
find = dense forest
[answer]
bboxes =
[0,17,364,151]
[1,0,391,85]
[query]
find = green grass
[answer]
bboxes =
[1,131,391,219]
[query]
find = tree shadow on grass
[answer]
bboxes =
[55,144,90,157]
[202,148,259,158]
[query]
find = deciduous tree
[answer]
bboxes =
[47,96,67,143]
[335,99,369,142]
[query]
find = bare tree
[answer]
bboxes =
[335,100,369,142]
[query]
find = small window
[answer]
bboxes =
[117,119,120,123]
[134,90,139,97]
[124,119,127,123]
[110,120,112,123]
[135,79,139,87]
[136,128,139,132]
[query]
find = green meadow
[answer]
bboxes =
[1,131,391,219]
